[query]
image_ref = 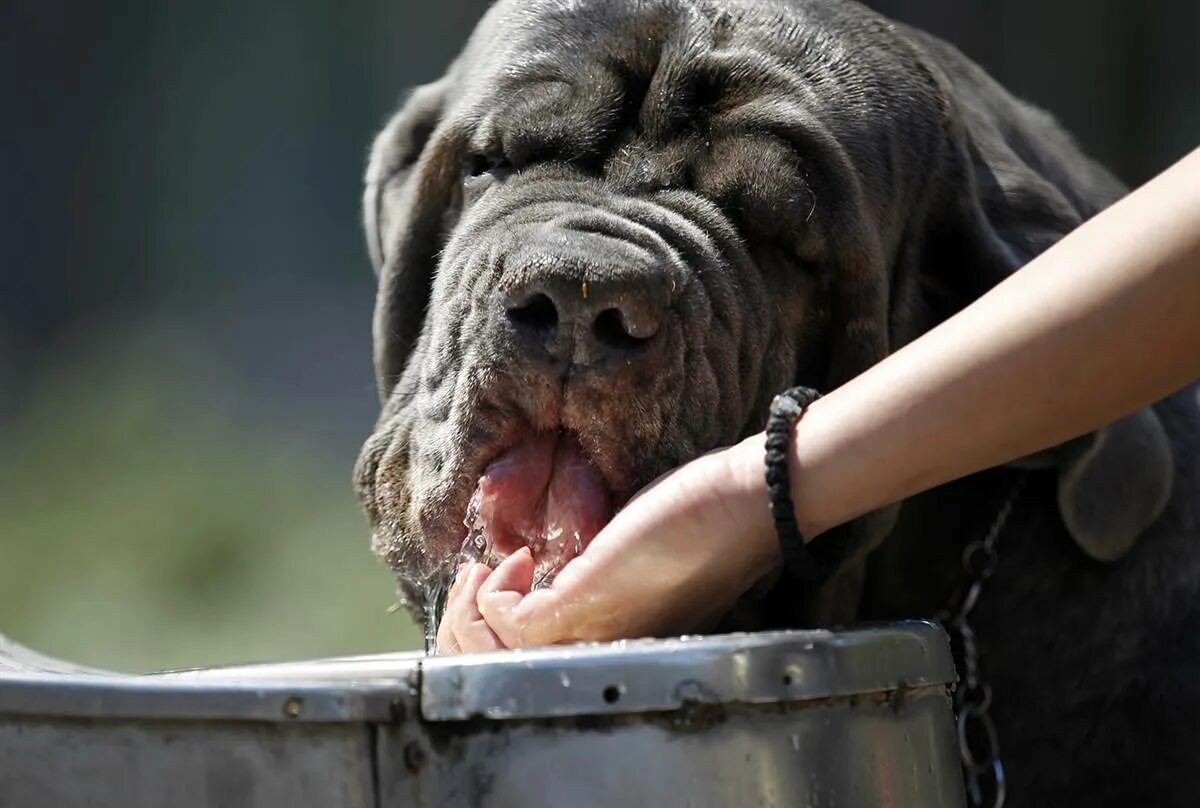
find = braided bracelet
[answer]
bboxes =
[764,386,827,584]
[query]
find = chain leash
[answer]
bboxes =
[936,475,1027,808]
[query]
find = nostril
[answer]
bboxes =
[593,308,653,352]
[507,292,559,334]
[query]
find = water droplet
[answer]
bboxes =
[421,576,452,653]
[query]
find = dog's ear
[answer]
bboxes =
[364,77,458,396]
[913,37,1174,560]
[364,79,448,273]
[1009,409,1174,560]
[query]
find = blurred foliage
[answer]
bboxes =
[0,326,420,672]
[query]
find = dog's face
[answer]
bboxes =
[356,0,1153,630]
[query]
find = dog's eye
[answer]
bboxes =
[463,154,513,182]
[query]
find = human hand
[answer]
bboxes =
[435,435,782,653]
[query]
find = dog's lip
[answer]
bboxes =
[426,425,627,564]
[463,432,613,579]
[464,426,623,510]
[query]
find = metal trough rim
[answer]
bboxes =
[0,620,953,725]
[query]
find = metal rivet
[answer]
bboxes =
[404,742,427,773]
[283,697,303,718]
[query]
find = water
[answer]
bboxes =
[422,575,452,654]
[459,489,494,567]
[531,525,583,590]
[458,491,583,592]
[425,494,588,653]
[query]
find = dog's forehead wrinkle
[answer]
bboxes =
[469,5,890,185]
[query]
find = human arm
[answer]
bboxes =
[447,146,1200,651]
[782,145,1200,539]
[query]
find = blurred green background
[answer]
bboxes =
[3,0,1196,672]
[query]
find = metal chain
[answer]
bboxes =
[936,475,1027,808]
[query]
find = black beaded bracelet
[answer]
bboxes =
[765,386,827,584]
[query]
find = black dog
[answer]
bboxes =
[355,1,1200,803]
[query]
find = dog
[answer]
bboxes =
[354,1,1200,803]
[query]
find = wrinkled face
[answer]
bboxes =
[356,0,950,626]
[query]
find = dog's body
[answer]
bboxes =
[356,1,1200,803]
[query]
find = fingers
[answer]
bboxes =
[458,448,764,651]
[434,564,470,655]
[477,547,575,648]
[436,562,505,655]
[444,544,633,651]
[438,550,596,654]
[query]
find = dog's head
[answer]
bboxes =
[356,0,1171,631]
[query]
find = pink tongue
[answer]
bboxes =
[463,434,611,587]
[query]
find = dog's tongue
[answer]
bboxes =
[463,434,611,586]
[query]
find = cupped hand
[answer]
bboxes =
[435,561,505,654]
[436,434,782,653]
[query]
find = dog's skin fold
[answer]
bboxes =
[355,1,1200,803]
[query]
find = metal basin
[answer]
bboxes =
[0,620,964,807]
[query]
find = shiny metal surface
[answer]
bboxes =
[152,650,426,682]
[1,721,378,808]
[0,622,965,807]
[422,620,954,720]
[0,672,404,723]
[383,684,964,808]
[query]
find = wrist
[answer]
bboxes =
[726,434,784,580]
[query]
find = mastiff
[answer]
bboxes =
[355,1,1200,803]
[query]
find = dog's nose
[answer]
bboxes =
[501,239,672,366]
[504,273,667,363]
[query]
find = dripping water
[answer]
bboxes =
[422,573,452,654]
